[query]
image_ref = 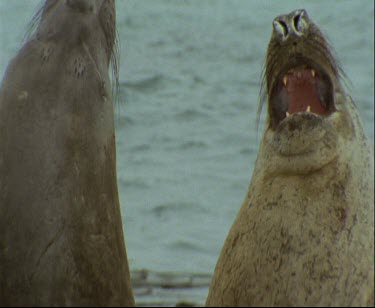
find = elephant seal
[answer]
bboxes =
[0,0,134,306]
[206,9,374,307]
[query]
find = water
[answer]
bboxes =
[1,0,374,300]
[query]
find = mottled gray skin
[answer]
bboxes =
[0,1,134,306]
[206,9,374,307]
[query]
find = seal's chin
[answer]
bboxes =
[270,64,335,126]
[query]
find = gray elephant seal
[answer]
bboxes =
[206,9,374,307]
[0,1,134,306]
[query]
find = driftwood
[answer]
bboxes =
[131,270,211,307]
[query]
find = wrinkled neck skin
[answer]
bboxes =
[254,88,370,183]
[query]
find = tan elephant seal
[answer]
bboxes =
[0,0,134,306]
[206,9,374,307]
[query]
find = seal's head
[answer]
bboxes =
[266,9,342,128]
[35,0,116,61]
[258,9,355,176]
[25,0,119,93]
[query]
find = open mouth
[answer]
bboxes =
[269,63,335,126]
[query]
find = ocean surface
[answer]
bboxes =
[1,0,374,305]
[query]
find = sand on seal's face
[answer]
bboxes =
[0,1,134,306]
[206,9,374,307]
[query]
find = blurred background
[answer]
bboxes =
[1,0,373,305]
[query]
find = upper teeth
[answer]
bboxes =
[282,69,316,87]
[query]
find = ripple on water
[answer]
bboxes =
[120,73,166,93]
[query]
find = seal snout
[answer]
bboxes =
[273,9,309,43]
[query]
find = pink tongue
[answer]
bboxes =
[286,69,326,114]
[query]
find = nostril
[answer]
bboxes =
[293,14,301,31]
[273,19,289,39]
[292,10,308,35]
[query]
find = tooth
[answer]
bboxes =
[283,75,288,86]
[286,111,290,117]
[306,105,311,112]
[311,69,316,77]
